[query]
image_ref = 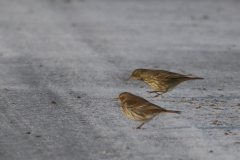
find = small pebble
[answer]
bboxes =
[50,101,56,104]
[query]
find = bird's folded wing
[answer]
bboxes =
[128,103,167,115]
[138,103,166,111]
[124,100,167,111]
[123,99,149,109]
[154,71,187,79]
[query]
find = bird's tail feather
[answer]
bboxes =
[165,110,181,114]
[187,77,204,80]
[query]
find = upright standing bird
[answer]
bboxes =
[127,69,203,97]
[116,92,181,129]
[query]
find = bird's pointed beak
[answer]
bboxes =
[115,98,119,101]
[125,77,132,81]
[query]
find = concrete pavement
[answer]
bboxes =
[0,0,240,159]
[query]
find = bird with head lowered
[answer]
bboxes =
[127,69,203,97]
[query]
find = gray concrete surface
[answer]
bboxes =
[0,0,240,159]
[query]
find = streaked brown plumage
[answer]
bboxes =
[116,92,181,129]
[128,69,203,97]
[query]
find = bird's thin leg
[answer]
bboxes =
[147,91,158,93]
[136,120,147,129]
[153,93,161,98]
[147,91,165,98]
[153,92,165,98]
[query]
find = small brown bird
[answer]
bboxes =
[127,69,203,97]
[116,92,181,129]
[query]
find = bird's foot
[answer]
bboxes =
[147,91,157,93]
[147,91,165,98]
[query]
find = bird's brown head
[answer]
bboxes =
[116,92,133,102]
[128,69,145,80]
